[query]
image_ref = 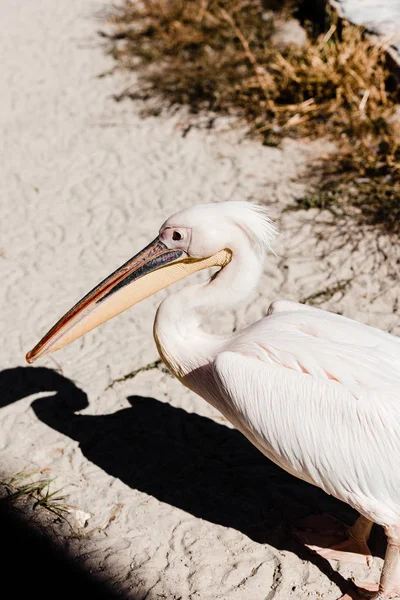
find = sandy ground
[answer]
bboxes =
[1,1,400,598]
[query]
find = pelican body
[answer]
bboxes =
[27,202,400,599]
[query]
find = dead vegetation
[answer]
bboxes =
[300,278,352,306]
[106,0,400,235]
[106,358,170,390]
[0,470,69,519]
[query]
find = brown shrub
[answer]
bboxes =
[108,0,400,235]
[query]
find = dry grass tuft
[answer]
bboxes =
[107,0,400,235]
[0,470,69,518]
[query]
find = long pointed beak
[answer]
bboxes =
[26,238,231,364]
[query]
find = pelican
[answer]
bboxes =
[26,202,400,599]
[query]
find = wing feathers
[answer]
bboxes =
[232,304,400,397]
[213,350,400,526]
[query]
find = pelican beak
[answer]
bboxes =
[26,237,231,364]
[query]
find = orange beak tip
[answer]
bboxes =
[25,350,36,364]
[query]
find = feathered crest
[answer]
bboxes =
[220,201,279,255]
[164,200,279,255]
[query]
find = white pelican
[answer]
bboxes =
[26,202,400,599]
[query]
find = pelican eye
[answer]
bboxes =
[172,230,182,241]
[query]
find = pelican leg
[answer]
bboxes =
[372,526,400,599]
[340,524,400,600]
[292,513,373,566]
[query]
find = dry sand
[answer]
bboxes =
[1,1,399,598]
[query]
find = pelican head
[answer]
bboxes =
[26,201,276,364]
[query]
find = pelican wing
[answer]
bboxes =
[230,301,400,396]
[212,305,400,525]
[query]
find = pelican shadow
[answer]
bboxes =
[0,366,360,546]
[2,366,389,596]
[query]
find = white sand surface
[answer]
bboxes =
[1,1,399,598]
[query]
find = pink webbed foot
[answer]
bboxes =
[292,514,373,566]
[339,580,400,599]
[339,581,378,599]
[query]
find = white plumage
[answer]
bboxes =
[154,202,400,599]
[27,201,400,599]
